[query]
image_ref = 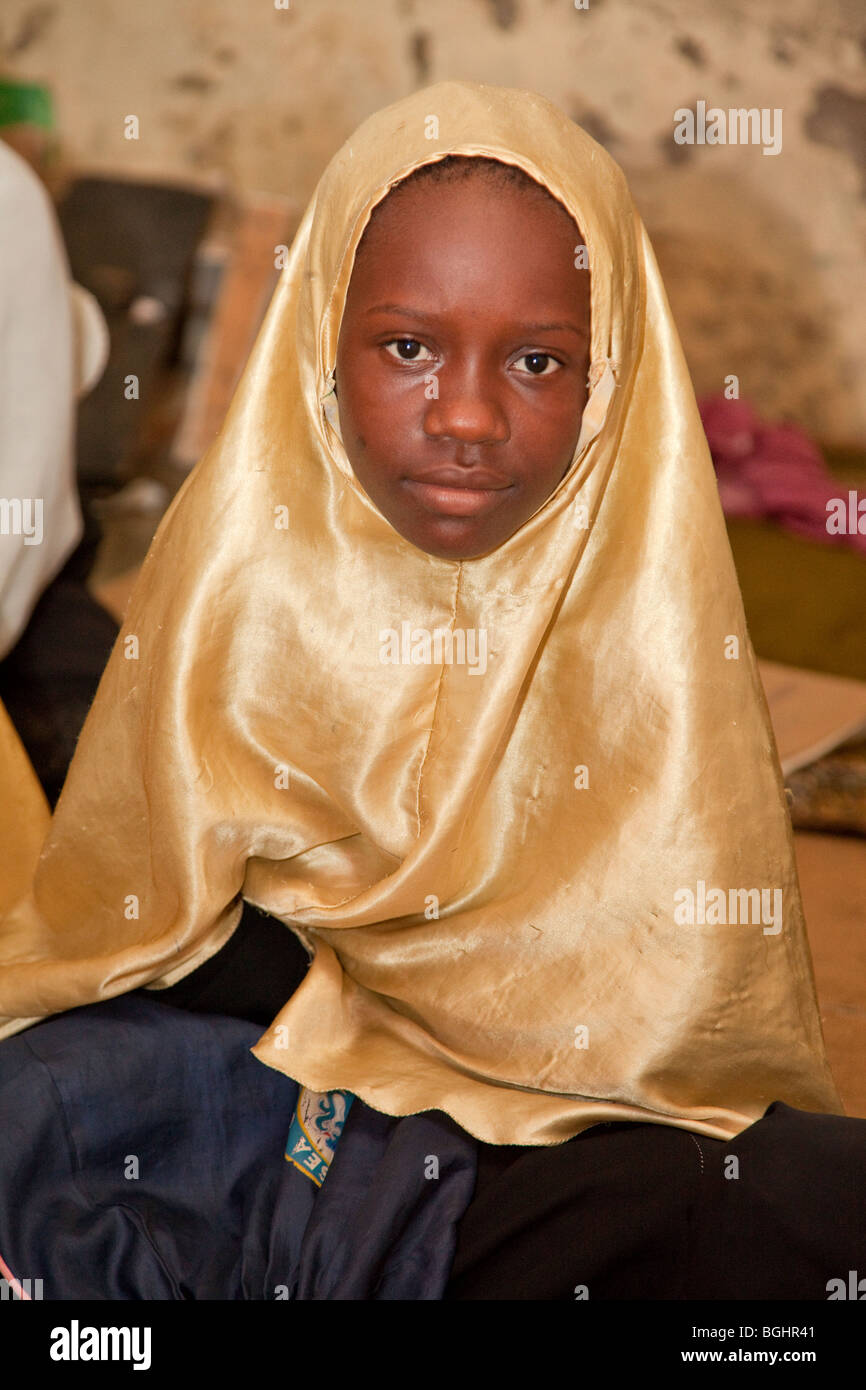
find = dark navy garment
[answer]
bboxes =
[5,920,866,1301]
[0,996,477,1300]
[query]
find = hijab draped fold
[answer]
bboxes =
[0,81,841,1144]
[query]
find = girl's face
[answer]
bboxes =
[334,172,591,560]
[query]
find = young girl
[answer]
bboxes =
[0,80,862,1301]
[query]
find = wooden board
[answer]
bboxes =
[172,193,299,469]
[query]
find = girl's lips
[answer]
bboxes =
[403,478,511,517]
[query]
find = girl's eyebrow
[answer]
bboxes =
[364,303,588,337]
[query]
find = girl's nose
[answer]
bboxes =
[422,365,509,446]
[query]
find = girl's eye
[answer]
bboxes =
[514,352,562,376]
[382,341,561,374]
[384,338,434,363]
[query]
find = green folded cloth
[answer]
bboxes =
[0,80,53,131]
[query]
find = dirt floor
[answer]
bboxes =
[796,830,866,1117]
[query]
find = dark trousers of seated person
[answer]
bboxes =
[145,902,866,1300]
[0,534,119,808]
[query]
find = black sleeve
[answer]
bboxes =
[140,898,311,1027]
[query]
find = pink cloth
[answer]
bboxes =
[699,395,866,555]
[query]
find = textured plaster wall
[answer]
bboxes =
[2,0,865,443]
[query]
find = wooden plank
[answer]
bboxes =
[173,193,299,468]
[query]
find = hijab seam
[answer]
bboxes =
[413,561,464,833]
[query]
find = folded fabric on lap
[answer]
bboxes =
[0,996,476,1300]
[4,995,865,1301]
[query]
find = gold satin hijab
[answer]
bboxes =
[0,700,49,916]
[0,81,841,1144]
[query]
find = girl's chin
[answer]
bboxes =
[395,515,512,561]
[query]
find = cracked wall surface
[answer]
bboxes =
[2,0,864,443]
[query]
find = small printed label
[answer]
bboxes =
[284,1087,354,1188]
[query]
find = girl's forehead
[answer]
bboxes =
[361,168,581,240]
[348,177,585,289]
